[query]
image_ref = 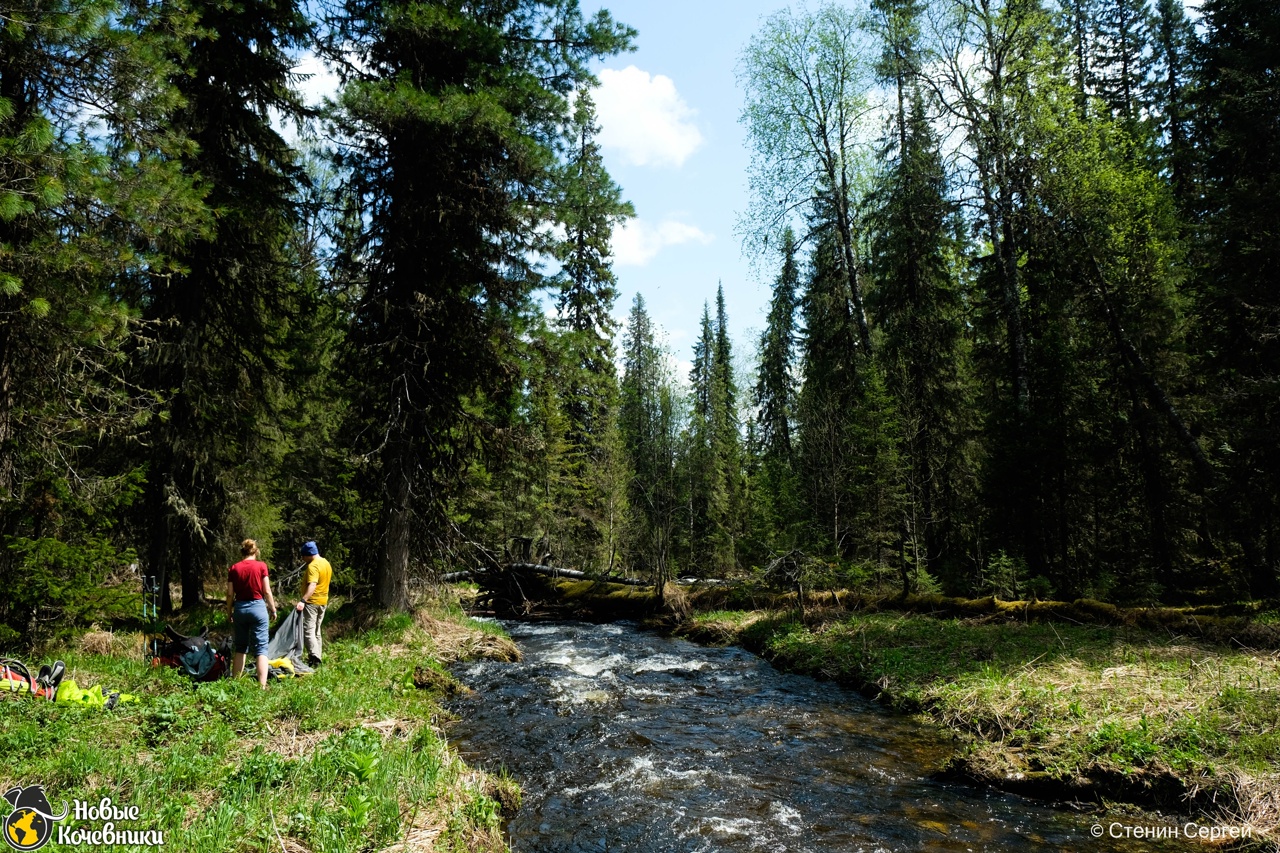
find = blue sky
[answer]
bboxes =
[293,0,1204,378]
[588,0,1205,373]
[293,2,783,372]
[586,0,791,371]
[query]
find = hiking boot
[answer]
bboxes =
[307,655,321,668]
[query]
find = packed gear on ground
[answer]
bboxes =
[152,625,229,682]
[1,658,63,700]
[2,657,133,707]
[154,616,312,681]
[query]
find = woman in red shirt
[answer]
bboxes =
[226,538,279,689]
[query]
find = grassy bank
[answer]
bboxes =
[680,606,1280,845]
[0,600,521,853]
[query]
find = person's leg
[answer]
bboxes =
[315,604,325,662]
[303,603,325,664]
[232,603,250,678]
[302,604,319,662]
[249,599,270,689]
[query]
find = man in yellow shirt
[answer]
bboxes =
[295,541,332,666]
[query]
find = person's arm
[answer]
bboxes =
[263,575,278,620]
[226,581,235,620]
[296,581,317,611]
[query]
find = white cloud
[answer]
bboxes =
[293,52,340,108]
[595,66,704,168]
[613,218,713,267]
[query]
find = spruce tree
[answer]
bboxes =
[139,0,312,610]
[686,303,718,571]
[751,229,802,551]
[869,85,973,586]
[327,0,632,609]
[1194,0,1280,597]
[711,285,743,572]
[620,295,681,595]
[1150,0,1195,200]
[550,87,633,572]
[1091,0,1156,126]
[796,225,862,558]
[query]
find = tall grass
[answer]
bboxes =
[684,607,1280,843]
[0,606,516,853]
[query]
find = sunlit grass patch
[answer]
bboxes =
[1,600,517,853]
[686,606,1280,843]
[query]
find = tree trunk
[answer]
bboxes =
[180,531,204,610]
[377,450,413,611]
[146,470,174,614]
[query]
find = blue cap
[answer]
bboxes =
[300,541,319,556]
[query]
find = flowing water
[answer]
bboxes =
[447,621,1193,852]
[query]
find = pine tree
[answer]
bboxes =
[327,0,632,609]
[1194,0,1280,597]
[0,0,204,638]
[138,0,313,610]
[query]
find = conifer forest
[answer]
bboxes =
[2,0,1278,644]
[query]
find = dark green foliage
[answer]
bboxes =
[10,0,1280,641]
[1149,0,1195,199]
[619,295,681,592]
[548,89,633,573]
[0,0,203,641]
[1090,0,1155,124]
[1193,0,1280,598]
[137,0,314,610]
[796,225,905,571]
[867,57,975,587]
[327,0,632,608]
[749,230,803,555]
[683,287,743,575]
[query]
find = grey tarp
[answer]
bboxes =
[259,609,315,676]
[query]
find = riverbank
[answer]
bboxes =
[0,600,520,853]
[676,605,1280,849]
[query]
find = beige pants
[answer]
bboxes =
[302,602,326,662]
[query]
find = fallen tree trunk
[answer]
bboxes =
[504,563,649,587]
[465,561,657,618]
[439,564,649,588]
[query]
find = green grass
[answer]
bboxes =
[684,607,1280,840]
[0,604,515,853]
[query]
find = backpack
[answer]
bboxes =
[155,626,228,682]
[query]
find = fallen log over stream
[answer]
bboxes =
[456,561,662,620]
[441,563,650,588]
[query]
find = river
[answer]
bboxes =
[447,620,1193,852]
